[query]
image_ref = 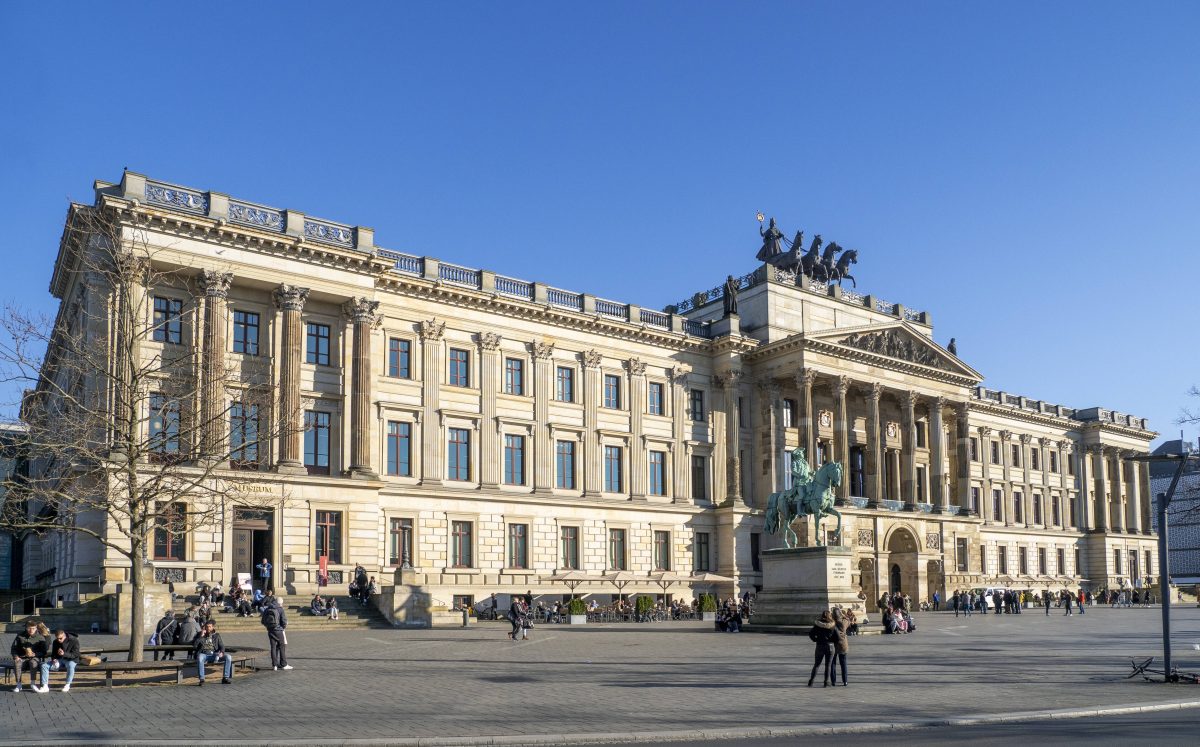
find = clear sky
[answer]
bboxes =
[1,2,1197,446]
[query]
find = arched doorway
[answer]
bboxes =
[885,527,920,596]
[858,558,876,606]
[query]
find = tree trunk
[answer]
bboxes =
[127,543,146,663]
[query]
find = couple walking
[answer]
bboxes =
[807,609,850,687]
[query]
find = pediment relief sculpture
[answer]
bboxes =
[836,328,950,371]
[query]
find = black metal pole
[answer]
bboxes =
[1158,490,1172,681]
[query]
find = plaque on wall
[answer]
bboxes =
[886,422,899,439]
[820,411,833,428]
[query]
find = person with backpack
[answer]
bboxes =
[153,611,178,661]
[260,595,292,671]
[807,610,837,687]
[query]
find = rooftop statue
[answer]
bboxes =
[756,217,787,262]
[763,447,844,548]
[722,275,739,317]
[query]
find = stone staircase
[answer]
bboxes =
[170,594,393,631]
[3,594,111,633]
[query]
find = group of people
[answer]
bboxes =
[807,608,853,687]
[309,594,341,619]
[506,595,534,640]
[348,564,379,606]
[1100,588,1155,607]
[9,621,80,693]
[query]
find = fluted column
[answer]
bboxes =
[628,358,648,501]
[1126,450,1142,534]
[998,431,1013,525]
[864,384,883,508]
[1140,461,1153,535]
[1107,446,1124,532]
[200,270,233,460]
[796,369,817,460]
[833,376,850,505]
[344,297,380,479]
[532,342,554,494]
[1077,443,1095,530]
[954,403,971,514]
[418,319,446,486]
[978,426,992,521]
[582,350,602,497]
[719,370,744,505]
[1090,444,1108,532]
[1019,434,1033,526]
[479,333,502,489]
[929,397,948,512]
[669,366,689,504]
[759,380,785,499]
[273,284,309,474]
[901,391,918,510]
[1057,440,1074,527]
[1039,437,1053,525]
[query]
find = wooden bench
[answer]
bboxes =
[3,646,265,689]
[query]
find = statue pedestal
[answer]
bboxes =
[751,545,864,627]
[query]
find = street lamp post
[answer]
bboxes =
[1127,451,1194,682]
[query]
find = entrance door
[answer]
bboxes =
[889,564,902,595]
[232,509,274,590]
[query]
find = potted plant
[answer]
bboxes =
[635,595,654,621]
[567,597,587,625]
[699,593,718,622]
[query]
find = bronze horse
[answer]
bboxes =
[830,248,858,287]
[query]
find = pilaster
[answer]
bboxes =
[864,383,883,509]
[478,332,501,489]
[627,358,648,501]
[901,391,917,511]
[531,342,554,494]
[1107,446,1124,532]
[954,403,972,514]
[272,284,309,474]
[1090,444,1107,532]
[199,270,232,461]
[582,350,602,497]
[418,318,446,486]
[833,376,850,505]
[929,397,947,513]
[344,296,380,479]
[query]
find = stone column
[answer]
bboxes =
[669,366,690,504]
[759,380,785,498]
[273,284,309,474]
[998,431,1013,525]
[627,358,648,501]
[1140,461,1154,535]
[901,391,918,510]
[864,383,883,508]
[1019,434,1033,527]
[889,449,902,503]
[978,426,992,522]
[929,397,948,512]
[796,369,817,460]
[833,376,850,505]
[1107,447,1124,533]
[532,342,555,494]
[418,318,446,486]
[479,333,502,489]
[1090,444,1108,532]
[1126,450,1142,534]
[1039,437,1053,525]
[582,350,603,497]
[1057,440,1074,527]
[343,297,380,479]
[199,270,233,459]
[719,370,744,505]
[1077,443,1095,530]
[954,403,972,514]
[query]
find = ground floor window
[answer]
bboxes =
[452,520,474,568]
[153,502,187,561]
[694,532,710,572]
[608,528,627,570]
[315,510,342,564]
[560,526,579,569]
[389,517,413,567]
[653,530,671,571]
[955,537,968,572]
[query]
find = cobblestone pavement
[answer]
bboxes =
[2,606,1199,745]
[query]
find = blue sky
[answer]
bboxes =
[1,2,1197,445]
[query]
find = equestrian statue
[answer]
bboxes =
[763,447,844,548]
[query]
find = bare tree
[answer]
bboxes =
[0,201,293,661]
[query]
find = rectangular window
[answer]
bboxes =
[1033,494,1042,525]
[303,410,331,475]
[507,524,529,569]
[386,421,412,476]
[603,374,621,409]
[230,401,259,468]
[1052,495,1061,526]
[992,489,1002,521]
[555,366,574,402]
[1069,495,1078,527]
[1018,547,1028,575]
[956,537,969,572]
[503,435,526,485]
[916,422,927,449]
[648,381,664,415]
[689,390,705,422]
[153,502,186,561]
[970,486,981,514]
[451,520,473,568]
[555,440,575,489]
[447,428,471,481]
[1011,444,1021,467]
[1068,453,1075,476]
[750,533,761,572]
[980,546,988,575]
[315,510,342,564]
[1031,448,1040,471]
[504,358,525,395]
[783,399,796,428]
[448,348,470,387]
[970,437,979,462]
[916,466,926,503]
[306,323,330,365]
[1145,550,1153,579]
[694,532,711,572]
[1129,550,1138,579]
[1074,547,1081,575]
[1057,548,1066,576]
[149,392,181,457]
[850,446,866,497]
[653,530,671,571]
[388,338,411,378]
[1013,491,1023,523]
[648,451,666,496]
[232,310,259,355]
[681,456,703,504]
[608,528,627,570]
[1038,547,1048,575]
[998,546,1008,575]
[1113,549,1122,574]
[991,441,1000,465]
[560,526,580,570]
[389,517,414,567]
[152,296,182,344]
[604,445,623,492]
[738,397,746,428]
[1050,450,1059,473]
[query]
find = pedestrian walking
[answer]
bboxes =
[260,595,292,671]
[507,597,523,640]
[1044,592,1052,616]
[831,608,850,686]
[932,591,940,612]
[807,610,837,687]
[255,558,272,592]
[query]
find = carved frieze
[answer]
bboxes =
[925,533,941,550]
[857,529,875,547]
[836,329,950,370]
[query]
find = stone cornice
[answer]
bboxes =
[967,400,1155,441]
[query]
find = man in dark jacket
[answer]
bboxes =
[192,621,232,685]
[807,610,837,687]
[261,596,292,670]
[40,630,81,692]
[10,620,49,692]
[154,611,179,661]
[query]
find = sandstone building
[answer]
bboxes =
[22,172,1158,615]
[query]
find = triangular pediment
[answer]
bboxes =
[806,322,982,382]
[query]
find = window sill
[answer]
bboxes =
[500,568,536,575]
[443,567,481,575]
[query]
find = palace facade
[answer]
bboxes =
[24,172,1158,614]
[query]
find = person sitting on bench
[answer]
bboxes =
[10,620,50,693]
[192,621,233,686]
[39,629,80,692]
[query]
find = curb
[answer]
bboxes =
[3,697,1200,746]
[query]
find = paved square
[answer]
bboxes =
[2,606,1199,745]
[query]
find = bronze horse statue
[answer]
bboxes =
[763,448,845,548]
[799,234,824,278]
[830,248,858,287]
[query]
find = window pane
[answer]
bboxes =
[604,446,622,492]
[306,323,330,365]
[386,421,411,476]
[561,526,579,569]
[230,402,259,467]
[388,338,411,378]
[504,435,525,485]
[451,520,473,567]
[649,451,666,496]
[316,510,342,564]
[609,528,626,570]
[449,348,469,386]
[604,375,620,408]
[690,390,705,422]
[653,530,670,571]
[304,411,330,475]
[556,440,575,489]
[555,366,574,402]
[648,382,663,415]
[233,310,259,355]
[691,455,707,500]
[508,524,528,568]
[504,358,524,395]
[448,428,470,481]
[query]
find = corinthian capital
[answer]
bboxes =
[625,357,647,377]
[343,297,380,324]
[418,318,445,341]
[581,349,602,368]
[531,341,555,359]
[273,284,309,311]
[715,369,743,390]
[479,332,502,351]
[200,269,233,298]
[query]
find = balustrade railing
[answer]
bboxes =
[377,249,424,275]
[594,298,628,320]
[639,309,669,328]
[439,262,481,288]
[546,288,583,311]
[684,319,707,337]
[495,275,533,300]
